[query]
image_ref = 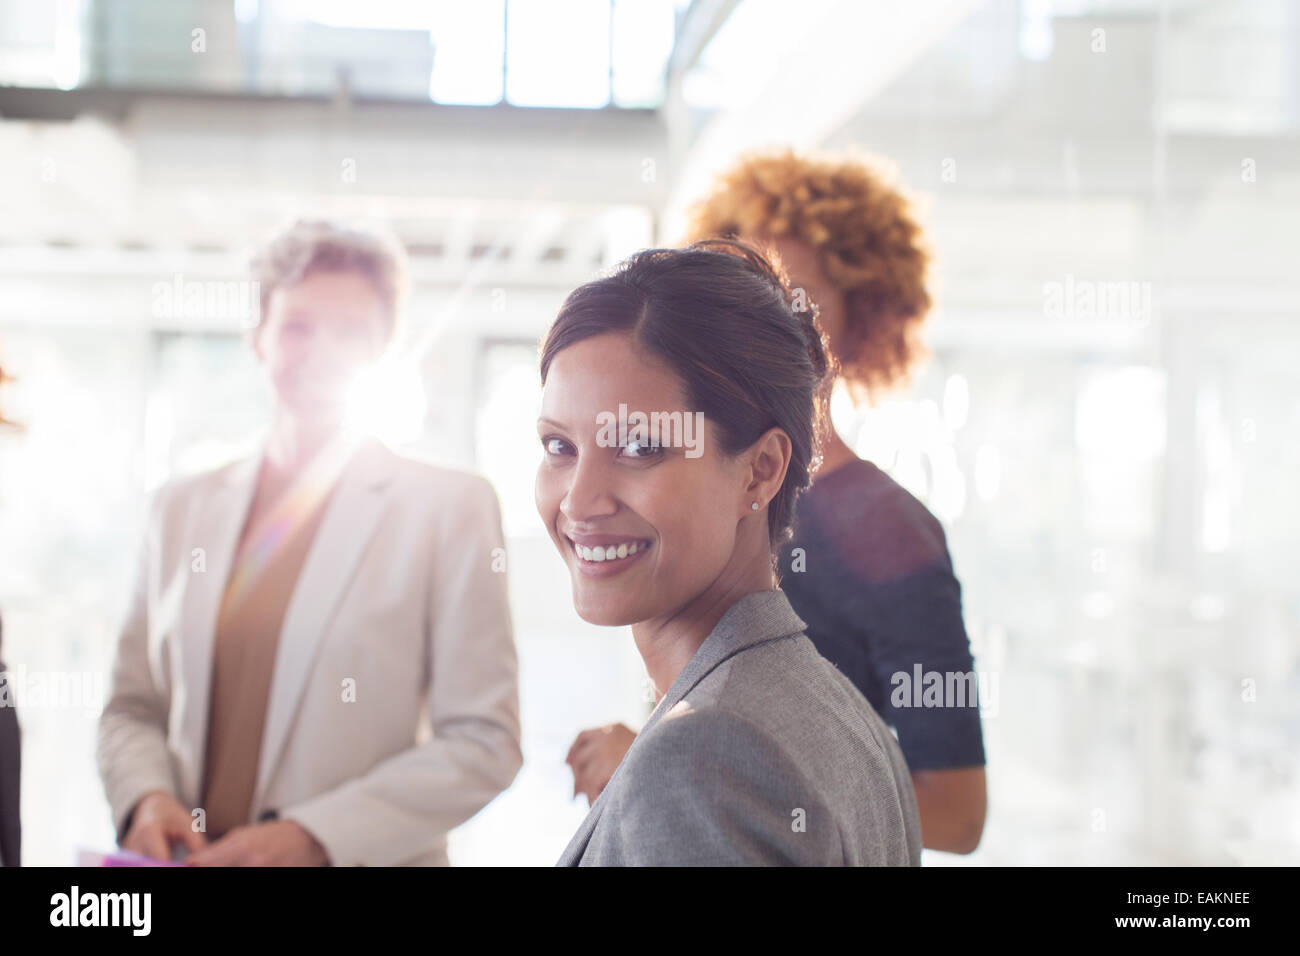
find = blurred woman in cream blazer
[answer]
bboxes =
[97,221,522,866]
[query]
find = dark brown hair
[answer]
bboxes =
[539,238,832,550]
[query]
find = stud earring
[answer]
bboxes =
[751,501,760,511]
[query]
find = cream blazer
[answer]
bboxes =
[96,435,522,866]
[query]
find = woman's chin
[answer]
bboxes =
[571,590,642,628]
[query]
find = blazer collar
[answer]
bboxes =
[556,587,806,865]
[638,588,807,738]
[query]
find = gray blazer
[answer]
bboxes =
[558,588,923,866]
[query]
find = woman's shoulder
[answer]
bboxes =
[600,686,849,864]
[647,634,866,762]
[624,635,910,806]
[625,697,799,789]
[377,447,505,543]
[805,457,945,540]
[795,457,954,583]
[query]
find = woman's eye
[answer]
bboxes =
[543,436,572,456]
[621,439,662,459]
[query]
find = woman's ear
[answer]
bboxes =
[745,426,792,512]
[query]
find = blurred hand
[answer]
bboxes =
[566,723,636,805]
[187,820,329,867]
[121,790,208,861]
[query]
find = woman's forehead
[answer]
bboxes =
[541,335,688,415]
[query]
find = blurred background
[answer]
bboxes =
[0,0,1297,866]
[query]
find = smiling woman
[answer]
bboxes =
[536,240,922,866]
[536,240,828,628]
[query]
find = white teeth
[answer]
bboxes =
[573,540,646,562]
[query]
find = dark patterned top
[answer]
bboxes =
[777,458,986,772]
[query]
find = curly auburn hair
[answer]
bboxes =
[685,148,932,399]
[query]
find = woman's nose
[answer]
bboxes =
[560,452,618,523]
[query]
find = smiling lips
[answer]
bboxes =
[573,539,645,562]
[565,535,653,574]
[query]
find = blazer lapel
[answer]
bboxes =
[174,445,264,806]
[251,437,396,810]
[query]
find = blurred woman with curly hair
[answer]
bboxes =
[566,149,987,855]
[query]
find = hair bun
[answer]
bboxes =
[683,236,835,483]
[684,237,789,296]
[683,235,834,389]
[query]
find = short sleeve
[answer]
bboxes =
[865,562,987,771]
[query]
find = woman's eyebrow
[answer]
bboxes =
[536,416,569,430]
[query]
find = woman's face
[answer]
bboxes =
[255,269,388,422]
[535,331,755,627]
[758,235,846,354]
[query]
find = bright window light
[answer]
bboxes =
[683,0,834,109]
[1074,367,1166,461]
[943,373,971,431]
[476,345,545,538]
[974,442,1002,502]
[1019,0,1054,62]
[430,0,506,104]
[611,0,675,107]
[284,0,439,30]
[344,356,428,447]
[506,0,611,108]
